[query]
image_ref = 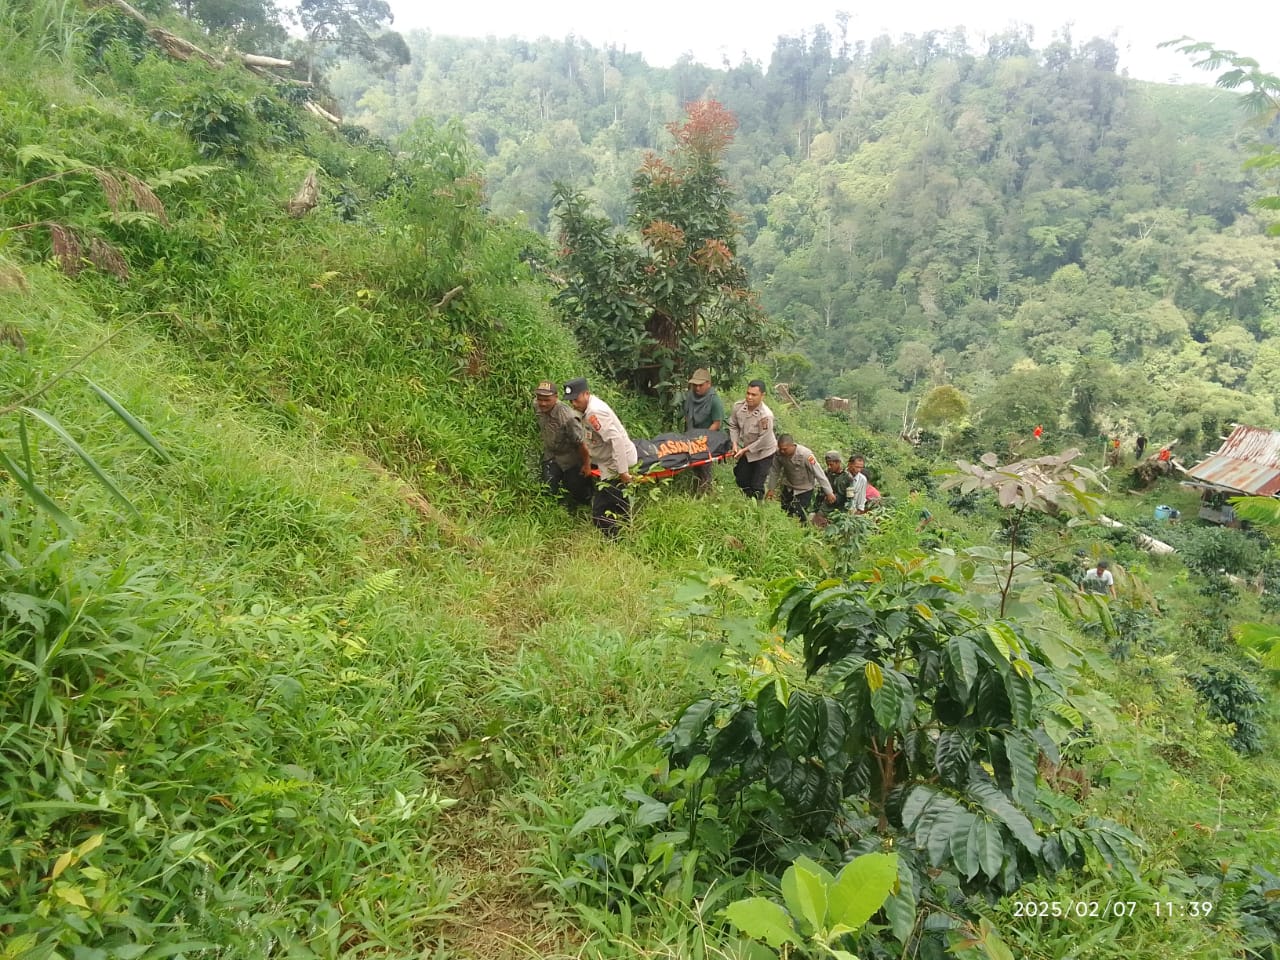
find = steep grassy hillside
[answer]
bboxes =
[3,4,1280,960]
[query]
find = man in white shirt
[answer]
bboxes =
[1081,559,1117,599]
[564,377,636,538]
[847,453,869,514]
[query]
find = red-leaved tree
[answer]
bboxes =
[551,101,781,407]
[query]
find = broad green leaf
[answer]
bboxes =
[968,781,1041,854]
[816,697,847,763]
[901,786,932,833]
[756,682,786,738]
[870,671,902,732]
[974,817,1004,879]
[781,862,828,935]
[1003,671,1034,727]
[669,698,718,754]
[933,729,972,785]
[883,855,916,942]
[1003,730,1040,808]
[723,898,800,948]
[927,806,967,868]
[941,807,976,875]
[21,407,139,515]
[0,451,77,532]
[984,623,1017,660]
[84,377,171,462]
[958,817,983,880]
[828,852,898,932]
[791,854,836,888]
[784,690,818,757]
[569,805,622,837]
[945,636,978,701]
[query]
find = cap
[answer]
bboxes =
[534,380,557,397]
[824,450,843,462]
[563,377,589,400]
[688,368,711,385]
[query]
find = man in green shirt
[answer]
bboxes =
[816,451,852,521]
[683,368,725,495]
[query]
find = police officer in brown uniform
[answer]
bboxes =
[766,434,836,524]
[728,379,777,500]
[534,380,592,510]
[564,377,637,538]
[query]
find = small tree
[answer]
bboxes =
[942,449,1104,617]
[916,384,968,453]
[552,101,780,406]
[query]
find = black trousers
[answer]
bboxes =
[781,487,815,524]
[542,459,592,508]
[734,454,774,500]
[592,478,630,538]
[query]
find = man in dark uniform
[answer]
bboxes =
[534,380,591,510]
[815,450,852,520]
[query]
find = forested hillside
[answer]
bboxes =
[332,28,1280,455]
[4,3,1280,959]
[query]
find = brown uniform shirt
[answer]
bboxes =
[537,401,585,470]
[728,400,777,462]
[768,443,834,495]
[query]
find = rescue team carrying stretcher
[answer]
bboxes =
[534,370,875,538]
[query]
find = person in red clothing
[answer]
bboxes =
[1033,425,1044,440]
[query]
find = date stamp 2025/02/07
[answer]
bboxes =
[1010,899,1216,920]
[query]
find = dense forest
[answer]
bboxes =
[4,2,1280,959]
[331,27,1280,454]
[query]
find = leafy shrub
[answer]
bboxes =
[1172,525,1264,579]
[1187,666,1267,755]
[656,563,1140,954]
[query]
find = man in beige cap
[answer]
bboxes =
[534,380,591,510]
[728,379,777,500]
[683,368,724,495]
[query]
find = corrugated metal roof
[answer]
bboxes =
[1186,425,1280,496]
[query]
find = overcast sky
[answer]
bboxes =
[386,1,1276,84]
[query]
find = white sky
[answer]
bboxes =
[386,0,1277,84]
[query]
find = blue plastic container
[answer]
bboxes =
[1154,504,1173,520]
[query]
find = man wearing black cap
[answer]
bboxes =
[534,380,592,510]
[563,377,637,538]
[683,368,724,495]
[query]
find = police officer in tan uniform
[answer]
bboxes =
[728,379,777,500]
[534,380,591,510]
[563,377,637,538]
[766,434,836,524]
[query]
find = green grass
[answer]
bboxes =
[3,7,1280,958]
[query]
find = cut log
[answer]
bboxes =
[304,101,343,126]
[1097,514,1177,555]
[823,396,851,412]
[241,53,293,69]
[286,169,319,217]
[774,382,801,410]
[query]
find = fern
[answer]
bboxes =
[15,143,81,169]
[147,164,222,190]
[344,568,401,608]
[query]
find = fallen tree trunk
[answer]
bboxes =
[304,101,343,126]
[1097,514,1177,555]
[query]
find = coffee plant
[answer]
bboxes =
[660,561,1140,952]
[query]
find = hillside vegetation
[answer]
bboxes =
[334,26,1280,456]
[2,3,1280,960]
